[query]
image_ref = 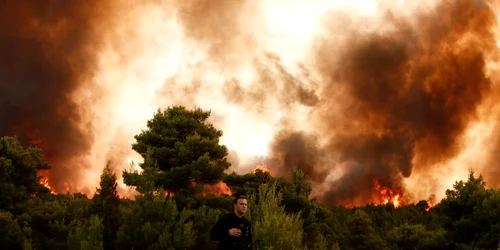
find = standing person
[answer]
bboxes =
[210,195,253,250]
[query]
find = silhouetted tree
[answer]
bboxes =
[0,136,50,212]
[123,106,230,196]
[92,164,121,250]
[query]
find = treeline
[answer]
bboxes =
[1,106,500,250]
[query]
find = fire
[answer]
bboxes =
[426,194,436,212]
[344,203,354,209]
[203,182,233,196]
[39,175,55,194]
[62,181,79,194]
[373,178,404,208]
[253,164,270,173]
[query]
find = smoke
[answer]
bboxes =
[1,0,499,206]
[269,131,327,181]
[221,53,320,114]
[269,0,499,205]
[174,0,261,67]
[0,1,116,192]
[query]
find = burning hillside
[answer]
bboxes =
[1,0,499,207]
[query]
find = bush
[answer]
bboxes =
[247,183,304,250]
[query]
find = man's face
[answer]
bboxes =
[234,198,247,214]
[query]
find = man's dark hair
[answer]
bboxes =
[233,195,247,204]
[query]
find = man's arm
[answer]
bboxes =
[210,215,230,242]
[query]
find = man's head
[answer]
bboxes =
[233,195,248,216]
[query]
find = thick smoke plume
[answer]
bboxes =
[1,0,499,207]
[0,1,112,193]
[270,0,499,205]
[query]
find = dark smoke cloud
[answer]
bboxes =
[270,0,498,205]
[269,131,327,182]
[222,53,320,112]
[0,1,111,192]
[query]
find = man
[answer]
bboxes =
[210,195,253,250]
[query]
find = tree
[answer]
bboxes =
[0,136,51,212]
[123,106,230,195]
[385,223,448,250]
[437,170,500,249]
[272,168,313,214]
[67,215,104,250]
[92,163,121,250]
[179,205,224,250]
[116,193,196,250]
[0,210,31,249]
[343,210,386,250]
[247,182,304,250]
[223,169,271,196]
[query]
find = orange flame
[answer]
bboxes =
[203,182,233,196]
[344,203,354,209]
[39,176,55,194]
[164,191,175,197]
[426,194,436,212]
[253,163,270,173]
[373,178,403,208]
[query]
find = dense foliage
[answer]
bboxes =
[1,106,500,250]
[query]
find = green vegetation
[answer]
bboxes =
[1,105,500,249]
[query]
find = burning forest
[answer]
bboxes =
[1,0,500,210]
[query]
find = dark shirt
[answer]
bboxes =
[210,212,253,250]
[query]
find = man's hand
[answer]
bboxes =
[229,228,242,237]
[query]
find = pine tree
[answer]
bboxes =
[68,215,104,250]
[93,163,121,250]
[247,182,304,250]
[123,106,230,196]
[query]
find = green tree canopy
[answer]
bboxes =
[123,106,231,195]
[92,164,121,250]
[223,169,271,196]
[272,168,314,214]
[247,182,305,250]
[0,136,51,212]
[437,170,500,249]
[344,210,386,250]
[385,223,448,250]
